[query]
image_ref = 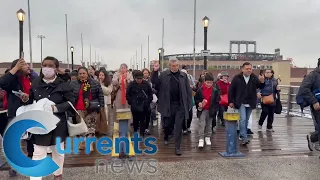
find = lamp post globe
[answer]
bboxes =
[202,16,210,28]
[17,9,25,58]
[158,48,162,70]
[202,16,210,70]
[17,9,25,22]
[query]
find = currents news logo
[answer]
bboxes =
[2,110,60,177]
[2,110,158,177]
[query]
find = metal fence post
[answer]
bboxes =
[286,86,292,117]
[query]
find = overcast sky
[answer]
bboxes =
[1,0,320,69]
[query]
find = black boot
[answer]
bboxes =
[175,148,182,156]
[9,169,17,177]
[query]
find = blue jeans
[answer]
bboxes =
[239,104,252,141]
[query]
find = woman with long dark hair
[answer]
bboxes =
[27,56,75,180]
[89,65,97,80]
[98,70,113,134]
[70,67,104,150]
[0,58,36,177]
[257,69,280,132]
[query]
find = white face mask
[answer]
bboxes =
[42,67,56,79]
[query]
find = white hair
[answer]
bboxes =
[169,56,179,64]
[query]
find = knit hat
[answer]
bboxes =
[220,71,229,77]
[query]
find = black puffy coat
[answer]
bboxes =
[27,76,75,146]
[0,72,36,119]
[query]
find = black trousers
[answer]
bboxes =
[211,110,218,128]
[163,104,185,149]
[183,109,193,130]
[132,111,146,136]
[258,103,275,129]
[7,117,34,158]
[310,106,320,143]
[0,112,9,136]
[218,105,228,124]
[144,110,151,130]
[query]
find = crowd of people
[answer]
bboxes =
[3,55,319,179]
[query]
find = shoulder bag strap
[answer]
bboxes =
[141,90,148,99]
[67,101,83,118]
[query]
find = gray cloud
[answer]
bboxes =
[1,0,320,69]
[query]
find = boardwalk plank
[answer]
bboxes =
[0,109,318,170]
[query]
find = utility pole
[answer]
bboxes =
[65,14,69,68]
[81,33,84,64]
[147,35,150,69]
[27,0,33,68]
[38,35,45,63]
[192,0,197,78]
[161,18,164,70]
[140,44,142,69]
[90,44,91,66]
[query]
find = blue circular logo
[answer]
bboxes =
[3,110,60,177]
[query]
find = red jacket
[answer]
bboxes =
[216,80,230,95]
[0,90,7,110]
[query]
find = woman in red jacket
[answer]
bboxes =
[216,71,230,127]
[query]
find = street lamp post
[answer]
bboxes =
[136,63,138,70]
[202,16,210,70]
[17,9,25,58]
[70,46,74,70]
[143,58,146,68]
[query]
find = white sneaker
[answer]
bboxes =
[153,120,157,126]
[205,137,211,145]
[198,139,204,148]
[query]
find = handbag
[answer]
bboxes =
[262,81,274,105]
[219,94,228,106]
[88,101,100,112]
[67,101,88,136]
[275,94,282,114]
[97,107,108,135]
[262,94,274,105]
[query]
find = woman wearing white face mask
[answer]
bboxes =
[26,56,75,180]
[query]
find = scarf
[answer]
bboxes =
[80,79,91,109]
[121,75,126,105]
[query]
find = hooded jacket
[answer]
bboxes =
[298,67,320,105]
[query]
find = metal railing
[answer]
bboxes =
[278,85,311,118]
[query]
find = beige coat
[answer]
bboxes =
[101,84,113,105]
[112,71,133,110]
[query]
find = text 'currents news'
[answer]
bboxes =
[55,132,158,155]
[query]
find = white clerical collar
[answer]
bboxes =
[43,76,57,84]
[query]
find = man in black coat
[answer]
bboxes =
[299,58,320,151]
[228,62,264,145]
[0,59,36,176]
[151,57,192,156]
